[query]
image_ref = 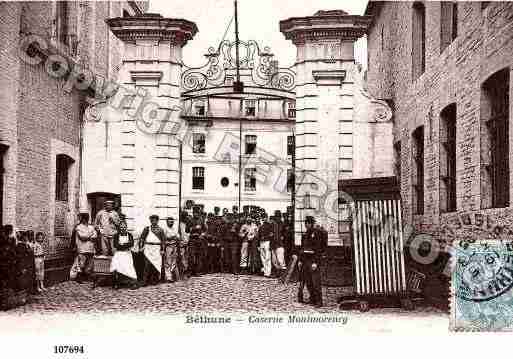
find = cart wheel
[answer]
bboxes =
[358,301,370,312]
[401,298,414,311]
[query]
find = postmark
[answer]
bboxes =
[451,239,513,331]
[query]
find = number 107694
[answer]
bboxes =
[53,346,85,354]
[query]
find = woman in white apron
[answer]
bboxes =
[139,215,166,286]
[110,222,138,289]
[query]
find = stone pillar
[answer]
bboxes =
[107,14,197,232]
[280,10,371,246]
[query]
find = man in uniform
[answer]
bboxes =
[94,200,120,256]
[257,213,273,277]
[271,211,287,278]
[297,216,327,307]
[188,210,207,276]
[163,216,180,282]
[205,213,221,273]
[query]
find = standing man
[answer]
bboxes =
[140,215,165,286]
[94,200,120,256]
[178,211,190,278]
[70,212,97,283]
[238,217,257,274]
[188,210,207,276]
[257,213,273,277]
[271,212,287,278]
[163,216,180,283]
[282,212,294,266]
[297,216,327,307]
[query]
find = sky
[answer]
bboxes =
[149,0,369,69]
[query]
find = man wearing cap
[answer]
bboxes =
[257,213,273,277]
[239,217,258,274]
[163,216,180,282]
[297,216,327,307]
[271,211,287,278]
[140,215,166,286]
[94,200,120,256]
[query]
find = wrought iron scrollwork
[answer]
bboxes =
[181,40,296,92]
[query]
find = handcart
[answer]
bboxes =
[91,255,113,289]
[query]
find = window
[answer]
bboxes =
[244,168,256,191]
[0,144,7,227]
[192,167,205,190]
[287,169,294,193]
[440,2,458,52]
[245,135,257,155]
[412,2,426,80]
[192,133,206,154]
[287,101,296,118]
[440,104,457,213]
[56,154,74,202]
[287,136,295,156]
[481,68,510,208]
[245,100,256,117]
[194,101,206,116]
[412,126,424,214]
[394,141,401,180]
[55,1,69,45]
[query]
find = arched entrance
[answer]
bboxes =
[179,39,296,217]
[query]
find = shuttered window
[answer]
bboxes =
[244,168,256,191]
[245,135,257,155]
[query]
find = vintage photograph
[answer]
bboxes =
[0,0,512,337]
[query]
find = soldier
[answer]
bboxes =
[257,213,273,277]
[163,216,180,282]
[297,216,327,307]
[283,212,294,266]
[205,213,221,273]
[188,210,207,276]
[271,211,287,278]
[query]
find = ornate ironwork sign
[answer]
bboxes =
[181,40,296,92]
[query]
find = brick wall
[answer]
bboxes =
[0,1,144,282]
[366,1,513,309]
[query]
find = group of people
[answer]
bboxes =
[1,200,329,308]
[70,201,298,289]
[0,225,47,299]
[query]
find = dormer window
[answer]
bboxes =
[194,100,206,116]
[226,76,234,86]
[245,100,256,117]
[287,100,296,118]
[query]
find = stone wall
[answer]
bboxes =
[367,1,513,245]
[366,1,513,309]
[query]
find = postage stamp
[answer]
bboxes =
[451,239,513,331]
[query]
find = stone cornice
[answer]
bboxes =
[280,12,372,44]
[106,15,198,46]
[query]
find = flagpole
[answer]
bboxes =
[235,0,242,215]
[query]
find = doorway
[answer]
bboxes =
[87,192,121,222]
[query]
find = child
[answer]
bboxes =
[34,232,46,292]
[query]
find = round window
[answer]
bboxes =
[221,177,230,187]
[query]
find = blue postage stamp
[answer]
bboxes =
[451,239,513,331]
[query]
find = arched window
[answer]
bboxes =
[412,2,426,80]
[55,154,74,202]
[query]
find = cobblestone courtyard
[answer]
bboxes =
[5,273,445,315]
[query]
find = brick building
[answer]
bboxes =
[0,1,147,282]
[365,1,513,307]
